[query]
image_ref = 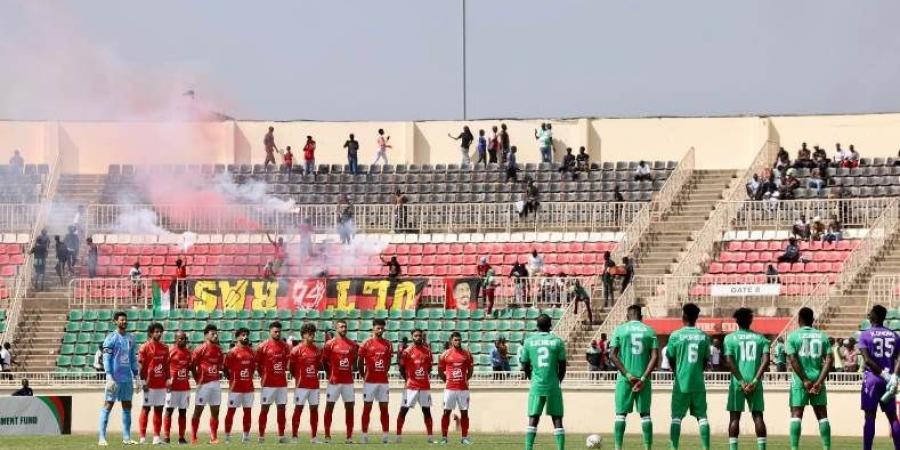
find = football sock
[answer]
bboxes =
[177,412,186,439]
[818,418,831,450]
[139,408,149,439]
[345,408,354,439]
[122,408,133,441]
[729,437,738,450]
[98,407,110,442]
[641,415,653,449]
[864,415,875,450]
[163,413,171,440]
[461,413,470,438]
[441,412,451,438]
[209,416,219,441]
[788,418,801,450]
[191,416,200,441]
[292,407,303,438]
[361,403,372,433]
[277,407,286,437]
[525,426,537,450]
[259,409,268,437]
[242,408,251,434]
[698,417,710,450]
[153,408,163,437]
[614,415,626,450]
[554,427,565,450]
[424,414,433,437]
[669,418,682,449]
[224,408,235,434]
[757,437,767,450]
[324,409,333,438]
[379,403,389,433]
[889,418,900,450]
[395,414,405,436]
[310,409,319,438]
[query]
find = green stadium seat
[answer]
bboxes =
[189,331,204,343]
[134,332,147,342]
[427,321,441,332]
[399,321,414,332]
[320,310,334,320]
[265,310,278,320]
[457,310,470,320]
[525,308,540,320]
[60,344,75,355]
[374,310,388,320]
[277,310,291,320]
[220,321,235,331]
[183,310,196,320]
[512,309,526,320]
[153,309,168,320]
[385,331,398,342]
[469,331,483,342]
[248,320,263,331]
[470,310,485,320]
[238,310,251,320]
[469,343,482,354]
[456,322,470,332]
[163,331,175,344]
[293,310,307,320]
[475,354,490,366]
[511,321,525,331]
[92,332,106,343]
[860,319,871,330]
[126,310,139,320]
[496,309,512,319]
[126,322,139,332]
[224,310,238,320]
[388,309,401,320]
[75,343,91,355]
[507,342,520,355]
[306,310,321,320]
[348,310,361,320]
[469,322,483,332]
[347,320,359,331]
[550,309,564,320]
[57,355,72,367]
[444,310,458,321]
[482,321,497,332]
[65,323,79,333]
[196,311,210,321]
[84,310,99,321]
[81,322,96,333]
[360,310,374,320]
[509,355,520,367]
[72,355,87,366]
[386,321,399,331]
[68,310,83,322]
[220,331,234,343]
[509,332,524,342]
[98,310,113,321]
[400,310,414,320]
[138,310,152,321]
[415,309,428,320]
[250,331,265,342]
[889,309,900,320]
[62,333,77,344]
[169,309,184,320]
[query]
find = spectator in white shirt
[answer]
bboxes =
[659,345,671,371]
[93,344,104,374]
[634,161,653,181]
[527,250,544,276]
[0,343,12,377]
[709,339,722,370]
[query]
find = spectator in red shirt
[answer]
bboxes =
[289,322,322,443]
[256,322,291,443]
[223,328,255,444]
[322,320,359,443]
[173,259,187,309]
[303,136,316,175]
[282,146,294,172]
[358,319,393,444]
[373,129,391,165]
[438,331,474,444]
[138,323,170,445]
[164,331,191,444]
[190,324,224,444]
[396,328,435,443]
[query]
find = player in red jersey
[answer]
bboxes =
[164,331,191,444]
[439,331,475,445]
[190,324,224,444]
[138,323,169,445]
[358,318,393,444]
[322,319,359,443]
[397,328,435,443]
[290,322,322,443]
[223,327,255,444]
[256,321,291,443]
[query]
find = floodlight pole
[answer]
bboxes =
[462,0,467,120]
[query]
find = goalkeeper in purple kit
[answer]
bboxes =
[858,305,900,450]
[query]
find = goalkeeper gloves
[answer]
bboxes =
[105,375,118,394]
[882,373,898,403]
[134,378,144,392]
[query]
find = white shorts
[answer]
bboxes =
[442,390,470,411]
[195,381,222,406]
[362,383,390,403]
[402,389,432,408]
[294,388,320,407]
[166,390,190,410]
[227,392,255,409]
[143,388,167,407]
[260,387,288,406]
[325,384,355,403]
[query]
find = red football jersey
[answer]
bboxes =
[401,344,433,390]
[439,347,474,391]
[290,342,322,389]
[359,337,393,384]
[168,345,192,391]
[139,340,170,389]
[191,342,224,385]
[224,345,256,393]
[256,338,290,388]
[322,336,358,384]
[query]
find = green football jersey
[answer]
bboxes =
[610,320,659,381]
[520,331,567,394]
[665,326,710,393]
[773,341,786,364]
[785,326,832,384]
[723,329,769,381]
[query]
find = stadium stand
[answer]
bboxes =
[0,164,48,203]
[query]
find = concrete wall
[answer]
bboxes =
[2,113,900,174]
[0,385,877,437]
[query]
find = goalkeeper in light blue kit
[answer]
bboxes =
[98,311,141,446]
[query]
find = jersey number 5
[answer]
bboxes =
[630,334,643,355]
[872,337,895,358]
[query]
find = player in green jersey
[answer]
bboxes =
[666,303,711,450]
[785,307,833,450]
[610,305,659,450]
[724,307,770,450]
[519,313,567,450]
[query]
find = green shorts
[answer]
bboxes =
[726,381,765,412]
[789,383,827,408]
[671,387,707,419]
[615,379,652,415]
[527,390,564,417]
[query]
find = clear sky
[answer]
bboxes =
[1,0,899,121]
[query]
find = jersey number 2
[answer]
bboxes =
[537,347,550,368]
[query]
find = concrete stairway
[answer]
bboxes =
[565,169,738,368]
[53,174,107,206]
[822,234,900,337]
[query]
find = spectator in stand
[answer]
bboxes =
[129,261,143,299]
[772,337,786,372]
[488,125,500,164]
[475,129,487,167]
[262,261,277,281]
[302,135,316,175]
[844,144,860,168]
[266,233,288,271]
[298,218,314,258]
[833,142,846,165]
[282,146,293,172]
[601,251,616,307]
[174,259,188,309]
[775,147,791,172]
[824,215,843,242]
[575,146,590,173]
[393,189,409,231]
[794,143,814,169]
[498,123,511,164]
[558,148,576,179]
[510,261,529,304]
[841,338,859,372]
[381,255,402,304]
[86,237,99,278]
[54,235,70,283]
[9,150,24,173]
[612,185,625,224]
[766,264,779,283]
[373,129,391,165]
[344,134,360,174]
[659,344,671,372]
[792,215,811,240]
[810,216,826,241]
[30,235,48,290]
[812,145,827,162]
[477,257,497,315]
[11,379,32,396]
[490,337,511,379]
[0,343,12,378]
[585,341,602,375]
[708,339,722,371]
[519,179,541,219]
[337,195,355,245]
[777,237,801,263]
[570,279,593,324]
[807,167,825,195]
[633,160,653,181]
[534,123,550,163]
[93,343,105,375]
[746,174,761,199]
[780,168,800,199]
[263,126,279,168]
[64,225,79,273]
[597,333,610,370]
[504,146,519,182]
[895,149,900,166]
[527,250,544,276]
[448,126,474,165]
[620,256,634,293]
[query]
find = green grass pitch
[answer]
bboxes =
[0,434,894,449]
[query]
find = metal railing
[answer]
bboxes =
[86,201,644,236]
[0,203,40,233]
[651,147,695,221]
[771,276,831,348]
[831,198,899,294]
[551,300,585,344]
[729,197,895,230]
[595,281,636,338]
[866,275,900,312]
